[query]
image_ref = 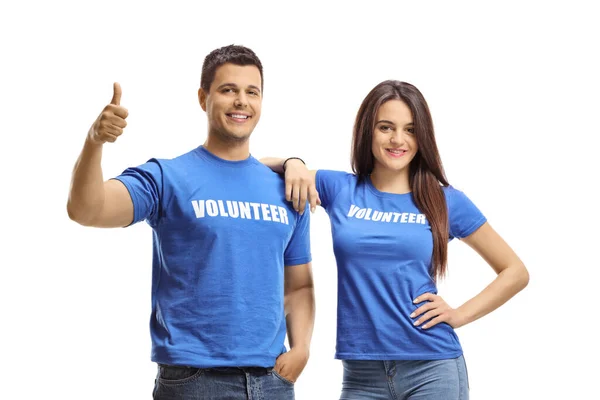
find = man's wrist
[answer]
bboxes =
[289,344,310,355]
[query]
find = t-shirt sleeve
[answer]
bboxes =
[446,185,487,240]
[284,208,312,267]
[315,169,353,210]
[111,158,163,227]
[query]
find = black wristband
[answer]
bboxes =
[282,157,305,171]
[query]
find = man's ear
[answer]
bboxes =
[198,88,207,111]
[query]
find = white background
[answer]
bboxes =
[1,1,598,399]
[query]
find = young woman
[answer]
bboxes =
[262,80,529,399]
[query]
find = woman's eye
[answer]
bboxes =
[407,127,415,134]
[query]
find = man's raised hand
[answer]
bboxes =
[89,82,129,144]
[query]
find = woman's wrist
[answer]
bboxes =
[283,157,306,171]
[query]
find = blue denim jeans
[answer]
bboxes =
[152,364,295,399]
[340,355,469,400]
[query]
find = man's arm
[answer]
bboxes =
[67,83,134,228]
[274,262,315,383]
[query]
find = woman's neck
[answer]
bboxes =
[370,165,411,194]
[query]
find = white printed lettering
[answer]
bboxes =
[226,201,239,218]
[239,202,251,219]
[278,206,289,225]
[270,205,280,222]
[372,211,383,222]
[190,199,290,225]
[261,204,272,221]
[345,204,428,225]
[191,200,205,218]
[249,203,261,220]
[217,200,229,217]
[206,200,218,216]
[348,204,360,217]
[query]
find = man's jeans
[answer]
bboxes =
[153,364,295,399]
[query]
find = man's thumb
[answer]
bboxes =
[111,82,122,105]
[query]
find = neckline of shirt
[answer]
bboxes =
[195,145,258,168]
[365,176,413,199]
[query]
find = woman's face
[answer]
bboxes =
[371,100,418,173]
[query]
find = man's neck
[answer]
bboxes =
[203,134,250,161]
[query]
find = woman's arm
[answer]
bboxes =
[453,222,529,326]
[412,222,529,329]
[260,157,320,214]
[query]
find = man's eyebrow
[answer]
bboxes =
[216,83,238,90]
[216,83,261,93]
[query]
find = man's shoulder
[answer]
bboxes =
[248,159,285,180]
[149,147,208,170]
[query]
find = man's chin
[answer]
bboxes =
[223,131,252,143]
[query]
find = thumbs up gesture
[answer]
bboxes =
[89,83,129,144]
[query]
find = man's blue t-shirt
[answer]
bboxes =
[316,170,486,360]
[113,146,311,368]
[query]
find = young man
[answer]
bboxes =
[67,45,314,400]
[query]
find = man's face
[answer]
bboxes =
[199,63,262,143]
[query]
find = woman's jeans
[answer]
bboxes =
[340,355,469,400]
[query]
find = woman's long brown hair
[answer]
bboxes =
[351,80,450,281]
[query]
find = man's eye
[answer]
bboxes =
[248,91,258,96]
